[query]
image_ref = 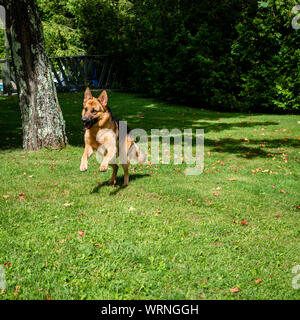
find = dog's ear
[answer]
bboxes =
[98,90,108,109]
[84,87,93,103]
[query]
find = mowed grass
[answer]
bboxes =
[0,91,299,300]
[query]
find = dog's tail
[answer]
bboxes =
[128,143,146,164]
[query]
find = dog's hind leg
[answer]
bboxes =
[80,145,93,172]
[108,164,118,185]
[122,164,130,186]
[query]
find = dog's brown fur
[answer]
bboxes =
[80,88,144,185]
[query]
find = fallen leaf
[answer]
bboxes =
[129,206,135,211]
[18,192,25,200]
[60,238,69,243]
[53,182,58,186]
[216,186,221,191]
[63,203,72,207]
[155,209,162,216]
[275,214,280,218]
[2,195,10,199]
[81,212,87,216]
[279,190,286,194]
[229,286,239,293]
[77,231,85,237]
[297,206,300,210]
[14,286,19,296]
[254,279,262,284]
[213,193,219,197]
[241,220,248,225]
[227,178,236,181]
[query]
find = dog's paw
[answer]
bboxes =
[99,164,108,172]
[80,163,88,172]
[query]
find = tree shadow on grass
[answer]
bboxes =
[60,92,281,147]
[90,173,150,195]
[205,138,300,158]
[0,93,284,157]
[64,115,279,149]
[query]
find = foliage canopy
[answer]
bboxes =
[2,0,300,112]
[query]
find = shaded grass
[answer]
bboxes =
[0,91,299,300]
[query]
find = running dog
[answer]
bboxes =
[80,88,145,185]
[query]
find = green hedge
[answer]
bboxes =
[5,0,300,112]
[65,0,299,112]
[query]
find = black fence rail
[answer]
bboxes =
[0,55,120,95]
[49,55,120,92]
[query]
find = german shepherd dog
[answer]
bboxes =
[80,88,145,185]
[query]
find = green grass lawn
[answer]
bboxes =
[0,91,299,300]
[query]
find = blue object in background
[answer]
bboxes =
[92,80,99,86]
[0,83,3,91]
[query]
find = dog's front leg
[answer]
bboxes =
[99,144,117,172]
[80,144,93,172]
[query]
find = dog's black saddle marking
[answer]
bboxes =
[107,106,131,134]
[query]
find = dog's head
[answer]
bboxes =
[81,88,108,129]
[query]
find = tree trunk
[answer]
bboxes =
[4,0,67,150]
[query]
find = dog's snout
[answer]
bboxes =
[82,117,88,123]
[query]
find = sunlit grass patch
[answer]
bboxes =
[0,92,299,299]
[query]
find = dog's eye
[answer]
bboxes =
[91,108,97,113]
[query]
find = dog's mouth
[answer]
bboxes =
[82,118,98,130]
[84,122,93,130]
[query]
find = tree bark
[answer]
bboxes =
[3,0,67,150]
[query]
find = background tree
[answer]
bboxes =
[1,0,67,150]
[2,0,298,113]
[231,0,300,111]
[36,0,85,56]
